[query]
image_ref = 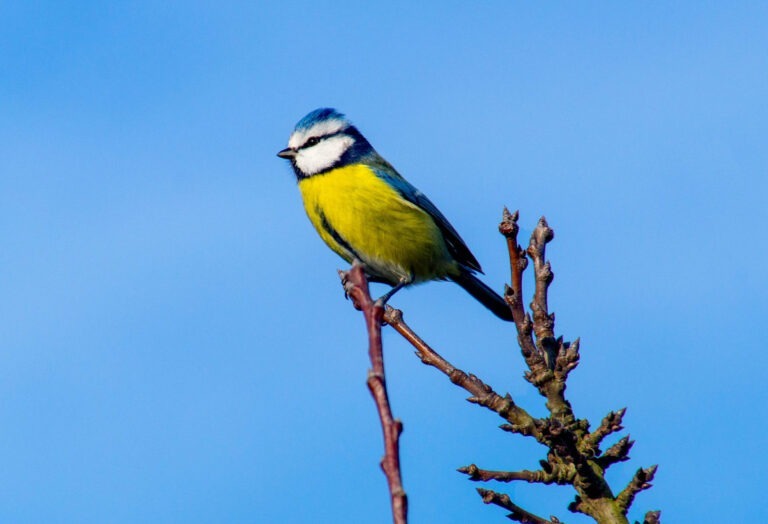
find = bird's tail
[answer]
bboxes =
[450,270,514,322]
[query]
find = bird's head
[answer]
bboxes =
[277,108,373,178]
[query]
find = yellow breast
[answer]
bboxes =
[298,164,458,284]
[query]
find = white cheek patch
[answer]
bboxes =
[288,119,346,150]
[295,135,354,175]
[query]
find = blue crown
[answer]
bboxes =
[295,107,348,131]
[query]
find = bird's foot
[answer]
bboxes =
[374,278,408,308]
[338,269,351,300]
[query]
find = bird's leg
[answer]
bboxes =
[374,276,409,309]
[341,261,409,307]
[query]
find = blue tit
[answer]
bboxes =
[277,108,513,321]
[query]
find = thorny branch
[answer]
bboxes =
[340,210,659,524]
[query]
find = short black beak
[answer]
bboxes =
[277,148,296,159]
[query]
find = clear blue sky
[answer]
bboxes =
[2,2,766,522]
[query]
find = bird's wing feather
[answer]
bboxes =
[369,161,483,273]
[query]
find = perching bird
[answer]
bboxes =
[277,108,513,321]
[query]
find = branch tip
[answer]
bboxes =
[499,208,521,238]
[616,465,658,513]
[638,510,661,524]
[477,488,559,524]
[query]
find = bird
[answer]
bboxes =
[277,108,513,321]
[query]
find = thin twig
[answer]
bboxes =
[458,463,574,485]
[499,209,540,364]
[582,409,627,456]
[477,488,562,523]
[527,217,556,365]
[500,212,576,428]
[594,436,634,470]
[616,466,658,514]
[499,209,528,324]
[383,307,542,440]
[341,264,407,524]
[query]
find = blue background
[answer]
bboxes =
[2,2,766,522]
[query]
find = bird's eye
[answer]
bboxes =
[304,137,321,148]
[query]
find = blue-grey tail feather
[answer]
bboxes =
[450,270,514,321]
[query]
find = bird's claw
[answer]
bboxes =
[338,269,352,300]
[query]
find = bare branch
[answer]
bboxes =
[340,264,408,524]
[499,209,529,321]
[595,436,634,470]
[582,408,627,455]
[616,465,658,514]
[383,307,543,441]
[478,488,563,523]
[553,337,580,382]
[459,463,575,485]
[499,209,542,366]
[500,212,578,429]
[527,217,556,365]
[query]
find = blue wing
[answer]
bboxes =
[369,161,483,274]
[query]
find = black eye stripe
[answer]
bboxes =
[299,130,344,150]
